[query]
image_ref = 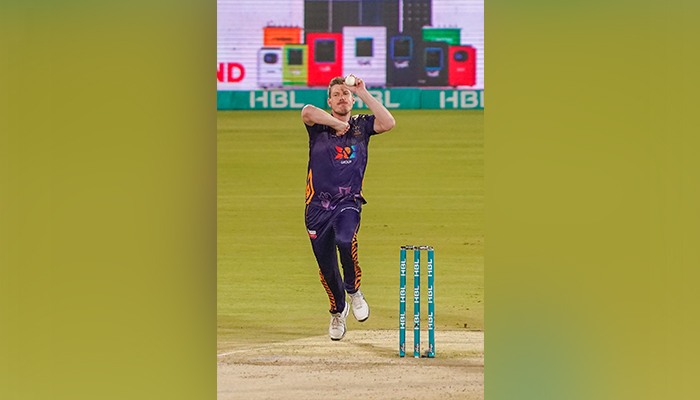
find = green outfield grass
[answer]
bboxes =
[217,109,483,350]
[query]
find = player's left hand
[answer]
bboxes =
[344,76,366,93]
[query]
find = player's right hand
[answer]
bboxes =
[335,122,350,136]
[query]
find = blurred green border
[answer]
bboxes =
[1,2,216,399]
[487,1,700,399]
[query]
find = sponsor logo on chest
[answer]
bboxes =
[335,145,357,164]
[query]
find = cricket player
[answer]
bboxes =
[301,75,396,340]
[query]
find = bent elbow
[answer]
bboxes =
[301,105,315,124]
[301,105,312,119]
[379,118,395,133]
[386,118,396,131]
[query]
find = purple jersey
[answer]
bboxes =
[305,114,379,210]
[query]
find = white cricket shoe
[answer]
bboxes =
[329,302,350,341]
[348,289,370,322]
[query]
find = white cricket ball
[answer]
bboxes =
[345,75,356,86]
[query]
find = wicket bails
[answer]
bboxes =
[399,245,435,358]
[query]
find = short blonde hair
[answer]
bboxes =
[327,77,345,98]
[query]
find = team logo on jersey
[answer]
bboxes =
[335,145,356,160]
[307,229,317,239]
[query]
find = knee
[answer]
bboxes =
[335,234,355,250]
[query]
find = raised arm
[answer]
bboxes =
[301,104,350,135]
[345,76,396,133]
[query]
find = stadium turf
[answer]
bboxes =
[217,109,483,349]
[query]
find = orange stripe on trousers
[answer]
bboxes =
[319,269,337,312]
[351,229,361,290]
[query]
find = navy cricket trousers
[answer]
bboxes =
[305,200,362,314]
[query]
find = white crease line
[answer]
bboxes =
[217,346,274,357]
[217,334,330,357]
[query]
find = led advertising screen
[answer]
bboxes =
[217,0,484,90]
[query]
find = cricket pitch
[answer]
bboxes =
[217,330,484,400]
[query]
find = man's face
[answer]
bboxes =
[327,84,354,116]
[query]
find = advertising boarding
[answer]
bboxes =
[217,0,484,92]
